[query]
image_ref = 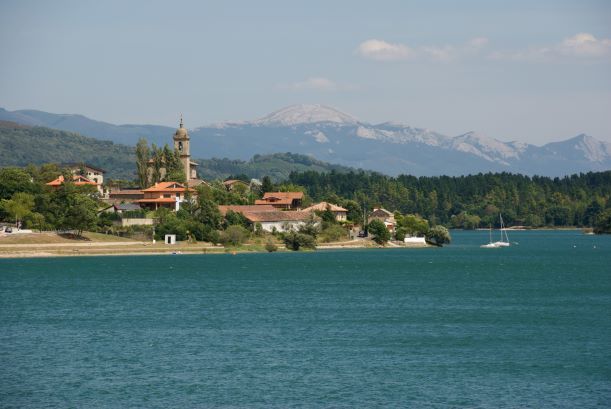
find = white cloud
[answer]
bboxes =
[559,33,611,57]
[490,33,611,61]
[357,37,488,62]
[356,39,412,61]
[469,37,490,48]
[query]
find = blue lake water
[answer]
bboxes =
[1,230,610,408]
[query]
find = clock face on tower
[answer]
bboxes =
[178,141,183,152]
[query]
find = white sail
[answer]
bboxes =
[481,224,500,248]
[493,214,511,247]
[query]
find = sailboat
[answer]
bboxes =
[493,214,511,247]
[481,224,499,248]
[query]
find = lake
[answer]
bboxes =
[1,230,610,407]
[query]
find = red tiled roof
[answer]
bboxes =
[135,198,178,204]
[218,205,276,216]
[370,208,394,218]
[242,211,313,223]
[254,198,294,205]
[303,202,347,213]
[223,179,248,186]
[46,174,97,187]
[46,175,65,186]
[141,182,193,192]
[262,192,304,200]
[109,189,143,195]
[187,179,209,188]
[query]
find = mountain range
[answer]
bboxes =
[1,105,609,176]
[0,121,353,181]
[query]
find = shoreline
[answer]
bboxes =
[0,236,429,259]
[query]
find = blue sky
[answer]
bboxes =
[1,0,610,144]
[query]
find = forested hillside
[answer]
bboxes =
[198,153,357,182]
[0,121,136,179]
[0,122,356,182]
[288,170,611,228]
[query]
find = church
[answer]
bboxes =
[173,116,199,184]
[146,116,205,188]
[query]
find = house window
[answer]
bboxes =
[163,194,171,198]
[176,193,180,198]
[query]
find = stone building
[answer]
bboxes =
[173,116,198,181]
[148,116,199,184]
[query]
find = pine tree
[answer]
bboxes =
[135,138,150,188]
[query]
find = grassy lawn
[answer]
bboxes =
[0,231,136,245]
[81,232,137,242]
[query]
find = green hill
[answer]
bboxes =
[0,121,136,179]
[0,122,358,182]
[196,152,357,182]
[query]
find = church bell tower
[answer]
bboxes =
[173,115,192,181]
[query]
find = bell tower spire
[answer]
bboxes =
[173,114,192,181]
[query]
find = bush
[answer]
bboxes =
[319,224,347,243]
[220,225,250,246]
[368,219,390,245]
[283,231,316,251]
[396,214,429,235]
[155,214,188,241]
[265,239,278,252]
[425,225,451,246]
[594,209,611,234]
[298,215,320,238]
[394,227,407,241]
[224,210,250,229]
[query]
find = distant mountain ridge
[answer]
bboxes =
[1,105,609,176]
[0,121,355,181]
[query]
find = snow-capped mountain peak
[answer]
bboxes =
[253,104,359,127]
[544,133,611,162]
[449,131,523,163]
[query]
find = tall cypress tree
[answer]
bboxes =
[135,138,150,188]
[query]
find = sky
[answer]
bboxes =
[1,0,610,144]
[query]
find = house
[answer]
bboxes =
[98,203,153,227]
[218,205,312,232]
[135,182,194,211]
[245,211,314,232]
[255,192,304,210]
[64,163,107,197]
[46,174,98,189]
[187,179,210,189]
[218,205,277,216]
[113,203,142,213]
[303,202,348,221]
[223,179,250,192]
[107,188,145,203]
[369,208,396,232]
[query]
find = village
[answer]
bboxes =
[0,117,440,257]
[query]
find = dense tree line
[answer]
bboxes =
[0,165,99,235]
[3,161,611,239]
[197,152,356,182]
[135,139,186,188]
[288,170,611,229]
